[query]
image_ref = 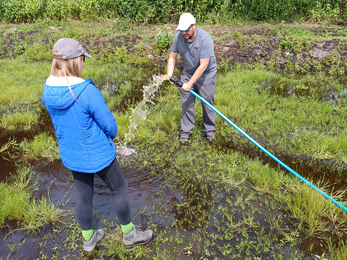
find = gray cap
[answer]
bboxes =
[52,38,91,60]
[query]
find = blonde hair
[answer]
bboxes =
[49,51,84,102]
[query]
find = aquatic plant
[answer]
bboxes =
[0,166,62,231]
[19,133,60,161]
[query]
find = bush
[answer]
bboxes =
[154,30,174,53]
[223,0,344,22]
[2,0,46,22]
[0,0,346,23]
[45,0,74,21]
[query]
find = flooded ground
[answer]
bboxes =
[0,154,308,259]
[0,159,167,259]
[2,19,347,259]
[218,136,347,197]
[1,65,347,259]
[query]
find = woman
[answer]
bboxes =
[42,38,153,252]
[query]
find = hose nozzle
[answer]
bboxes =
[170,76,183,87]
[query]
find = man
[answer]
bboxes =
[167,12,217,145]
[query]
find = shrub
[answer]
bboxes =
[154,30,174,53]
[0,0,346,23]
[2,0,46,22]
[44,0,74,21]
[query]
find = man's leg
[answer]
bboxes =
[180,74,196,139]
[196,75,216,137]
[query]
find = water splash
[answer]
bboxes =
[124,74,169,143]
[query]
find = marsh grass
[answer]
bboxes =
[2,20,347,258]
[19,133,60,161]
[0,110,38,131]
[0,166,62,231]
[122,69,347,258]
[0,57,50,104]
[2,62,347,258]
[214,69,347,165]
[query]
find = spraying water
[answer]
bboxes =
[124,74,169,143]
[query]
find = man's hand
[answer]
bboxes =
[182,82,192,92]
[168,75,175,85]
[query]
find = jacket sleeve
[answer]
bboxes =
[85,84,118,139]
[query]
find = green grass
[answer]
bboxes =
[213,69,347,164]
[0,57,50,104]
[0,166,62,231]
[0,110,38,131]
[1,19,347,259]
[19,133,60,161]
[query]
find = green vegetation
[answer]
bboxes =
[0,110,38,131]
[1,3,347,258]
[0,58,50,104]
[0,166,62,231]
[0,0,346,23]
[19,133,60,161]
[215,70,347,165]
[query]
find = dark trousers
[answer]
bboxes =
[71,158,131,230]
[180,74,217,138]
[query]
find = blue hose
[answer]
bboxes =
[170,76,347,213]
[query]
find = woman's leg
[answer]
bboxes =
[97,158,153,248]
[96,158,132,227]
[71,171,95,231]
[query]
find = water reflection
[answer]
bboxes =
[260,73,347,104]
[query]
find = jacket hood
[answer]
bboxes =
[42,78,92,110]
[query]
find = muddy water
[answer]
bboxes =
[0,154,309,260]
[29,157,172,226]
[0,130,41,182]
[253,73,347,195]
[0,157,176,259]
[260,73,347,104]
[218,137,347,196]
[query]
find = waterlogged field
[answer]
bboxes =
[1,20,347,259]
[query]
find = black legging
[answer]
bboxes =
[71,158,131,230]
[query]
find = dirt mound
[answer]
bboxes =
[1,23,346,74]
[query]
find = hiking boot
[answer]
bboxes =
[206,135,215,143]
[123,225,153,249]
[83,229,105,252]
[179,137,189,145]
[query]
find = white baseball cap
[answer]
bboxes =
[176,13,196,31]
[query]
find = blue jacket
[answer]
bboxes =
[42,78,117,173]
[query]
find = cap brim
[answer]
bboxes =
[176,25,189,31]
[84,52,92,58]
